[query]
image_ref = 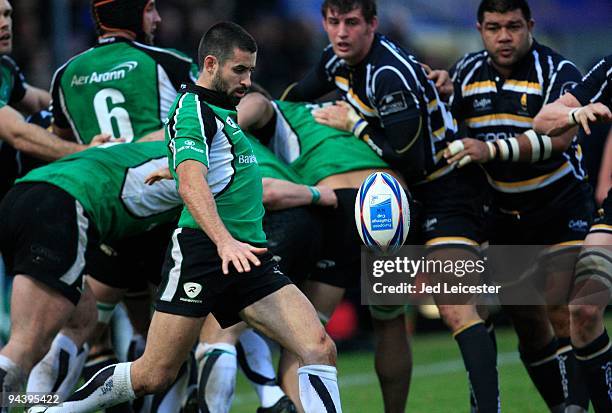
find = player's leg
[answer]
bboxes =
[0,275,75,396]
[194,315,243,413]
[369,306,412,413]
[569,228,612,413]
[26,282,96,400]
[241,284,341,413]
[236,329,296,412]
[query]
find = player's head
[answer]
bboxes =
[91,0,161,45]
[0,0,13,55]
[321,0,378,66]
[477,0,534,70]
[198,22,257,105]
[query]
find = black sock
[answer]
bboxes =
[455,322,500,413]
[574,329,612,413]
[557,336,589,411]
[519,338,565,412]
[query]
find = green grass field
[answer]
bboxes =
[230,319,612,413]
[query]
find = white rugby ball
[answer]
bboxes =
[355,172,410,253]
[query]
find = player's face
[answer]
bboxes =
[478,10,534,73]
[142,0,161,44]
[0,0,13,54]
[212,48,256,105]
[322,7,377,66]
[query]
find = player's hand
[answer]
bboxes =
[443,138,491,167]
[217,237,268,275]
[421,64,453,101]
[315,185,338,208]
[145,167,173,185]
[572,103,612,135]
[88,134,125,147]
[311,101,360,133]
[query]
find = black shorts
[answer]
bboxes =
[412,167,486,249]
[86,222,176,291]
[154,228,292,327]
[590,188,612,235]
[0,183,99,305]
[309,189,361,289]
[488,181,595,245]
[263,207,323,284]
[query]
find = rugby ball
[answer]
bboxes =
[355,172,410,253]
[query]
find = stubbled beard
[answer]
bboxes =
[212,71,241,105]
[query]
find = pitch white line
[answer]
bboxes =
[233,351,520,406]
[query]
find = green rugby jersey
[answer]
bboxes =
[17,141,181,242]
[51,37,198,144]
[245,133,302,183]
[0,55,27,108]
[166,84,266,244]
[271,100,389,185]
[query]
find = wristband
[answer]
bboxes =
[351,118,368,136]
[308,186,321,204]
[486,141,497,161]
[568,108,581,126]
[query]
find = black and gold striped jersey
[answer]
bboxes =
[450,41,586,210]
[571,54,612,108]
[284,34,457,184]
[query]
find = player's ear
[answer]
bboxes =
[204,55,217,74]
[369,16,379,32]
[527,19,535,32]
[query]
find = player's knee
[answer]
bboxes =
[300,329,337,366]
[570,304,602,327]
[438,305,470,331]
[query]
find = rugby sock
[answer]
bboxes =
[43,362,136,412]
[151,359,190,413]
[0,354,26,395]
[519,338,566,412]
[297,364,342,413]
[454,322,500,413]
[197,343,237,413]
[574,330,612,413]
[557,337,589,412]
[26,333,89,401]
[237,329,286,408]
[81,351,133,413]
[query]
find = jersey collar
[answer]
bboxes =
[180,83,236,110]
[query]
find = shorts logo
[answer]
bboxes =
[423,217,438,233]
[183,282,202,298]
[226,116,239,129]
[184,140,196,146]
[568,219,589,232]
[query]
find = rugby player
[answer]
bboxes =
[0,0,111,198]
[50,0,198,144]
[534,55,612,413]
[445,0,594,411]
[281,1,499,411]
[37,22,342,413]
[0,141,182,404]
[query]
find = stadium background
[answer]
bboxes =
[3,0,612,411]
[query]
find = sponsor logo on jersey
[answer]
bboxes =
[568,219,589,232]
[473,97,493,111]
[226,116,239,129]
[70,61,139,87]
[379,91,408,116]
[238,154,257,164]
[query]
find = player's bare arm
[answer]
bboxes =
[13,84,51,114]
[176,159,267,274]
[534,92,612,136]
[262,178,337,210]
[0,105,112,161]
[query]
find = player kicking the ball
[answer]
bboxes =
[32,22,342,413]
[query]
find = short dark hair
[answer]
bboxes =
[477,0,531,23]
[197,22,257,70]
[321,0,377,23]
